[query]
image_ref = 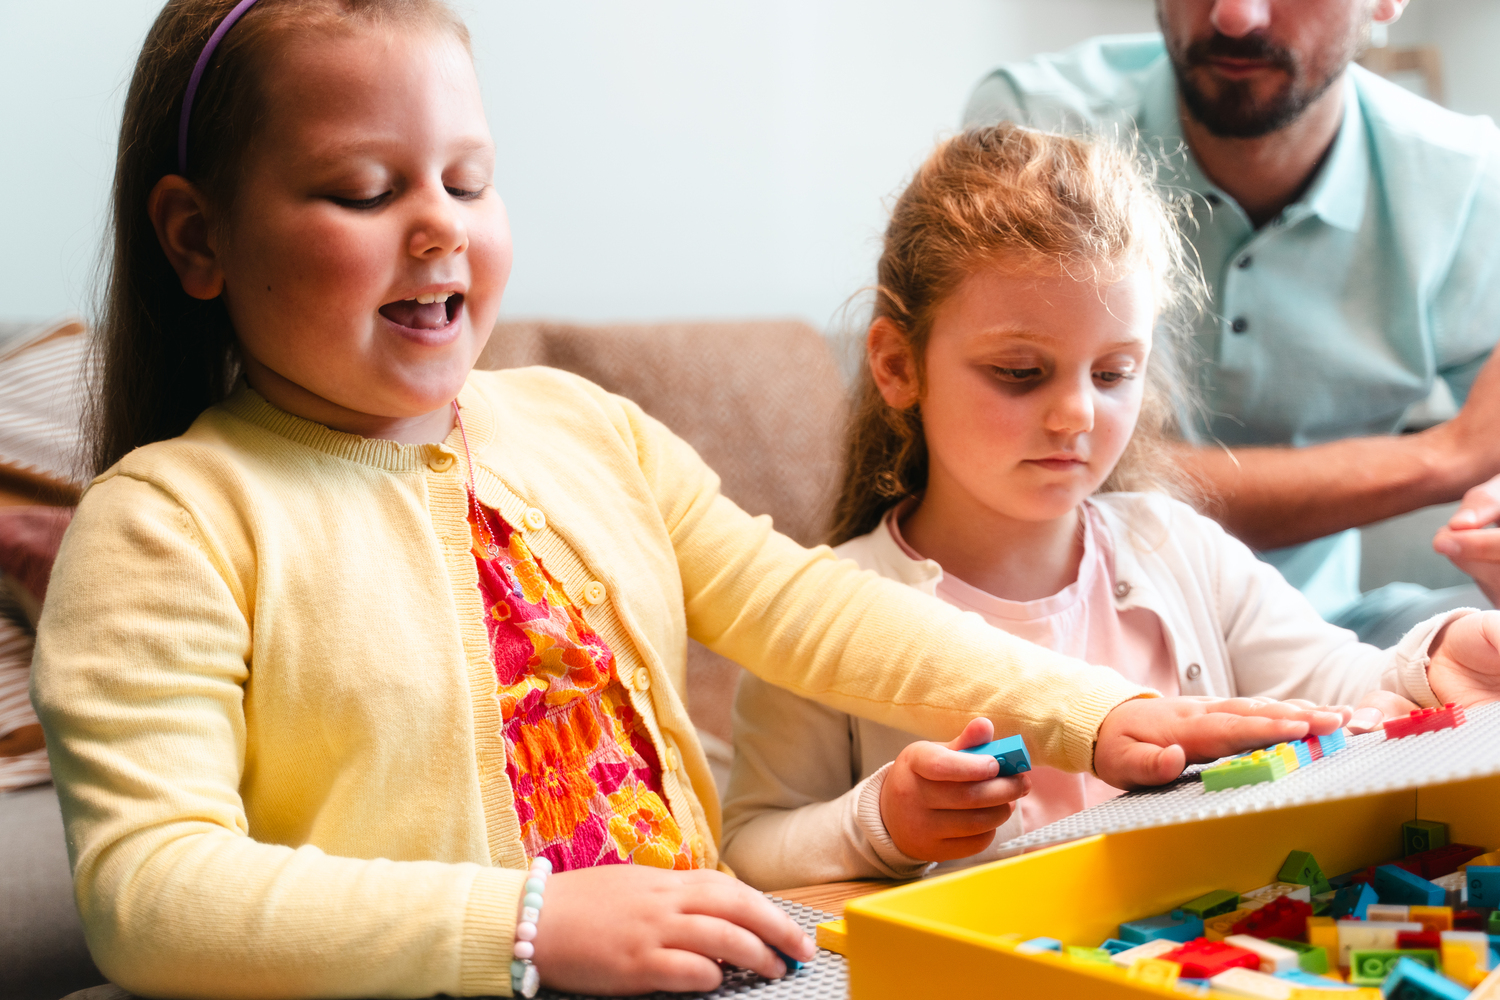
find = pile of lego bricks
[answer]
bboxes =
[1010,817,1500,998]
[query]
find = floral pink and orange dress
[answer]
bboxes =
[467,502,699,872]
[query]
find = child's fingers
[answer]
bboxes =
[637,947,730,994]
[1197,698,1345,736]
[1099,740,1186,790]
[676,872,816,962]
[908,741,1002,782]
[943,717,995,752]
[916,802,1019,841]
[917,773,1031,811]
[1177,714,1310,761]
[665,913,792,981]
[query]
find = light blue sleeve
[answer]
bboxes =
[1432,133,1500,404]
[961,34,1166,134]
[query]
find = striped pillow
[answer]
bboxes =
[0,316,90,500]
[0,610,47,792]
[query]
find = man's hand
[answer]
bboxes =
[1426,610,1500,707]
[1094,697,1350,790]
[879,718,1031,863]
[1433,475,1500,606]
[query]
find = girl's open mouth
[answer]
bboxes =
[378,292,464,331]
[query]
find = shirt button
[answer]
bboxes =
[1186,663,1203,681]
[582,581,607,605]
[1237,255,1253,269]
[523,507,546,531]
[1231,317,1250,334]
[428,452,456,473]
[634,668,651,692]
[1113,581,1132,599]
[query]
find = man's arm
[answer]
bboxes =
[1177,348,1500,551]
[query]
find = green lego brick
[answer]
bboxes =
[1311,892,1334,916]
[1267,938,1329,975]
[1181,889,1240,919]
[1490,910,1500,935]
[1347,948,1439,987]
[1403,819,1449,856]
[1201,758,1276,790]
[1065,946,1113,966]
[1279,850,1332,895]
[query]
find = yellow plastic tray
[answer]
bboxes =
[844,774,1500,998]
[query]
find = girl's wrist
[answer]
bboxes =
[512,856,552,997]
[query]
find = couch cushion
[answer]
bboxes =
[0,785,105,999]
[0,317,89,507]
[477,319,847,743]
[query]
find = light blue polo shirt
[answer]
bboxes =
[965,34,1500,618]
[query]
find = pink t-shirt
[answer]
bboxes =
[888,500,1179,832]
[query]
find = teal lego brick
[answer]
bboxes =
[1378,954,1470,999]
[1468,865,1500,908]
[1119,909,1204,945]
[1373,865,1445,906]
[958,734,1031,776]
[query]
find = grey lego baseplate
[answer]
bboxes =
[534,896,846,1000]
[997,700,1500,854]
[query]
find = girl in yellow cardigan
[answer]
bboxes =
[32,1,1345,997]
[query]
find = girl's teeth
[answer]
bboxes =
[414,292,452,305]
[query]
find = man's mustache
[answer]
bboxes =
[1183,33,1297,74]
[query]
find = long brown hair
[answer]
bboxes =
[828,124,1201,546]
[89,0,468,475]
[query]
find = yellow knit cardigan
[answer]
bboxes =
[32,368,1147,998]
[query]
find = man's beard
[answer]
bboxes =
[1168,31,1350,138]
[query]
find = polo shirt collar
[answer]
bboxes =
[1138,59,1368,233]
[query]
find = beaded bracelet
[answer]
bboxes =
[511,856,552,998]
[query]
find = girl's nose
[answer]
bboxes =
[1210,0,1273,37]
[408,184,468,259]
[1045,380,1095,436]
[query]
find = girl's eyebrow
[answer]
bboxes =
[975,328,1149,351]
[299,133,494,165]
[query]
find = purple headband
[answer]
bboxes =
[177,0,262,176]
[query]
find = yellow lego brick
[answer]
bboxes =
[1289,990,1380,1000]
[1206,908,1253,941]
[1127,957,1180,989]
[1470,964,1500,1000]
[815,918,847,956]
[1306,916,1338,958]
[1409,905,1453,933]
[1461,849,1500,871]
[1273,743,1300,773]
[1444,945,1487,988]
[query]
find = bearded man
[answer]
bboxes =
[966,0,1500,648]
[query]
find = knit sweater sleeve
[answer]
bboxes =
[31,473,523,999]
[613,396,1152,775]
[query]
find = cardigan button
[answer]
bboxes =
[523,507,547,531]
[428,452,456,473]
[1186,663,1202,681]
[582,581,607,605]
[634,668,651,692]
[1113,581,1132,599]
[662,746,678,771]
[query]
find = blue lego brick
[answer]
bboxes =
[771,946,803,973]
[1273,968,1356,989]
[1374,865,1445,906]
[1098,938,1134,955]
[1331,882,1378,919]
[1467,865,1500,908]
[1289,740,1313,767]
[1379,955,1470,999]
[1321,729,1347,754]
[959,734,1031,776]
[1118,909,1204,944]
[1017,936,1062,953]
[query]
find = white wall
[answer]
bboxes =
[1387,0,1500,123]
[0,0,1158,332]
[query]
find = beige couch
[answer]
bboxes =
[1,317,847,1000]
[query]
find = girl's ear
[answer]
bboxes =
[868,317,921,410]
[1372,0,1408,25]
[148,175,225,300]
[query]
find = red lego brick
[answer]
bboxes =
[1230,897,1311,941]
[1404,844,1486,879]
[1305,736,1324,761]
[1397,930,1442,950]
[1454,909,1486,930]
[1159,938,1262,979]
[1383,703,1467,740]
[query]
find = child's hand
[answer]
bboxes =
[1347,690,1421,734]
[532,865,815,995]
[1427,610,1500,707]
[1094,696,1350,790]
[879,718,1031,863]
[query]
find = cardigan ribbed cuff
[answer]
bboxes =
[1393,608,1482,708]
[855,763,934,879]
[460,866,528,997]
[1063,676,1158,777]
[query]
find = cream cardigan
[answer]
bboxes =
[721,493,1457,891]
[32,368,1147,999]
